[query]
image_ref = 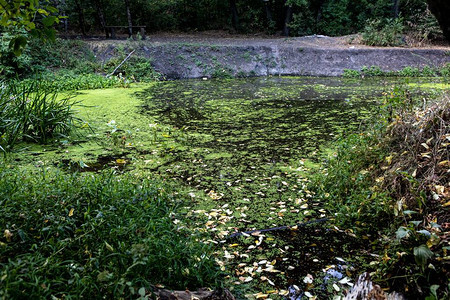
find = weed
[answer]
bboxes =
[362,18,405,47]
[0,168,222,298]
[0,80,82,151]
[342,69,361,78]
[310,93,450,298]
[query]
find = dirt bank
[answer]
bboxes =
[88,35,450,79]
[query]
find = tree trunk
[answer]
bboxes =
[392,0,400,18]
[94,0,108,37]
[427,0,450,41]
[124,0,133,37]
[59,0,68,36]
[316,0,326,23]
[74,0,86,36]
[230,0,239,31]
[282,3,293,36]
[264,1,273,25]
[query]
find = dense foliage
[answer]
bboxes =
[0,168,221,298]
[57,0,433,37]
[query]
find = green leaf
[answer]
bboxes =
[43,28,56,41]
[417,229,431,237]
[410,220,421,227]
[9,35,28,56]
[396,226,410,240]
[42,16,56,27]
[105,241,114,252]
[403,210,417,215]
[138,287,146,297]
[425,284,439,300]
[37,8,49,16]
[413,244,433,267]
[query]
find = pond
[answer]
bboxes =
[136,77,437,228]
[134,76,444,297]
[7,76,445,297]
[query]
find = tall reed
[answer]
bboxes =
[0,80,80,151]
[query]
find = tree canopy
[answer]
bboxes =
[0,0,61,54]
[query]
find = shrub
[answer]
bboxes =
[342,69,361,78]
[103,56,161,82]
[362,18,405,46]
[405,8,443,46]
[0,30,34,78]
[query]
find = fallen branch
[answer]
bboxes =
[106,49,136,78]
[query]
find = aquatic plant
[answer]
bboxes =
[0,80,81,152]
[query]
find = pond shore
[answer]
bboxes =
[88,35,450,78]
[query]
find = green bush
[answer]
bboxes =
[362,18,405,46]
[103,56,161,82]
[0,168,221,298]
[0,30,35,78]
[28,38,100,74]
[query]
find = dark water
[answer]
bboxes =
[138,77,392,162]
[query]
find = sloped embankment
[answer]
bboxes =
[89,37,450,79]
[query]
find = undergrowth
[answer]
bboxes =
[343,64,450,78]
[362,18,405,47]
[311,91,449,298]
[0,168,221,298]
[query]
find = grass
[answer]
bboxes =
[0,80,81,152]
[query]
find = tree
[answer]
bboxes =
[124,0,132,37]
[427,0,450,41]
[0,0,61,55]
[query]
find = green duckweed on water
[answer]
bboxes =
[3,77,448,298]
